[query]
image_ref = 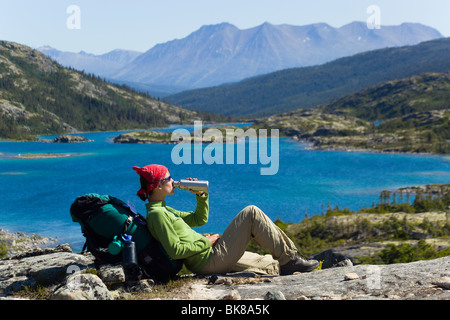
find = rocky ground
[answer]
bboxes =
[0,240,448,301]
[1,208,449,301]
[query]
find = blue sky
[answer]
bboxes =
[1,0,449,54]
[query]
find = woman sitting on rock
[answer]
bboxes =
[132,164,319,276]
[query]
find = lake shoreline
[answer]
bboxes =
[2,120,448,157]
[0,229,58,258]
[1,128,448,251]
[294,138,444,156]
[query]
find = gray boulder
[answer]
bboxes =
[50,273,113,300]
[0,244,95,296]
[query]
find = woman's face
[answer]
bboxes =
[159,171,175,195]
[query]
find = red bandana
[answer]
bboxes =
[133,164,168,199]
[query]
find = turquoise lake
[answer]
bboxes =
[1,126,449,251]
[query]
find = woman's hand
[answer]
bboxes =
[205,233,220,246]
[185,177,205,196]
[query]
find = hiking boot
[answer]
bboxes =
[280,256,319,275]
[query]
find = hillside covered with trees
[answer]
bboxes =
[0,41,218,140]
[253,71,450,154]
[248,184,450,265]
[167,37,450,117]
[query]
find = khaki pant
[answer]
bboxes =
[198,205,298,275]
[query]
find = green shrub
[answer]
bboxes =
[0,241,8,258]
[359,240,450,264]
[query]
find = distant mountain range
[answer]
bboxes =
[38,21,442,95]
[167,37,450,117]
[38,46,142,78]
[0,41,200,140]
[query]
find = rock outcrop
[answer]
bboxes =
[1,244,448,300]
[53,135,92,143]
[196,256,449,300]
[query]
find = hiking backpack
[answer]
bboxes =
[70,193,183,283]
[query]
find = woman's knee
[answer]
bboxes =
[238,205,265,221]
[240,205,257,214]
[245,205,259,212]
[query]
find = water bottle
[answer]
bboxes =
[173,179,209,192]
[107,235,122,255]
[122,234,138,267]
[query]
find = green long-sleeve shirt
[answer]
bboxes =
[145,193,212,273]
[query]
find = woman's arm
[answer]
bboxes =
[167,192,209,227]
[149,210,211,260]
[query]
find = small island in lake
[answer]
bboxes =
[14,153,90,159]
[15,153,73,159]
[113,130,175,144]
[112,126,249,144]
[52,135,93,143]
